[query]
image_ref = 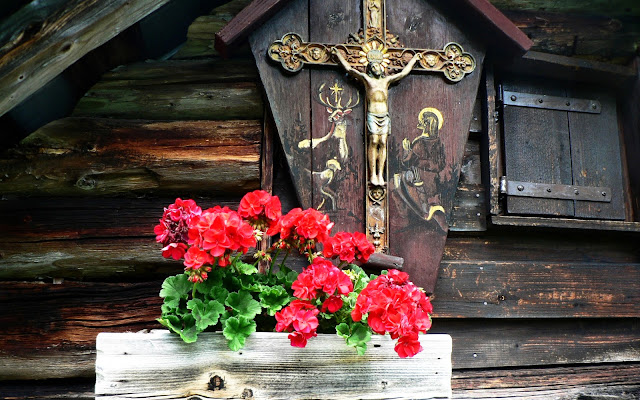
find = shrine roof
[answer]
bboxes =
[214,0,533,58]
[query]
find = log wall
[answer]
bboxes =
[0,0,638,398]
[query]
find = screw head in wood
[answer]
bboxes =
[510,95,516,101]
[517,185,524,191]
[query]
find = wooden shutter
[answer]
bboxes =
[501,77,625,220]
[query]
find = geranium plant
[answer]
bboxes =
[154,190,433,357]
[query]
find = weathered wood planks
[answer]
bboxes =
[95,331,453,399]
[0,118,261,196]
[501,9,639,63]
[0,0,173,118]
[453,363,640,399]
[434,261,640,318]
[2,363,639,399]
[1,276,637,379]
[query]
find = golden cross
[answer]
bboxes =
[268,0,475,252]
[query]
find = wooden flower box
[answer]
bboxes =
[96,330,452,399]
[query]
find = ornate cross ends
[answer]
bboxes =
[268,32,476,188]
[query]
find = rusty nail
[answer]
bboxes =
[510,95,516,101]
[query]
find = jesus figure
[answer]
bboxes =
[331,46,422,186]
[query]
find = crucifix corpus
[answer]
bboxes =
[268,0,476,252]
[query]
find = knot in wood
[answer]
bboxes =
[208,375,225,391]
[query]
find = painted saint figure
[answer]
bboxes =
[331,46,421,186]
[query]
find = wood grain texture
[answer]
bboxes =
[386,0,486,293]
[2,364,639,400]
[502,77,574,216]
[249,0,312,207]
[309,0,365,233]
[501,9,639,64]
[489,0,640,17]
[0,281,163,380]
[96,331,453,399]
[215,0,291,58]
[1,279,637,379]
[434,261,640,318]
[0,118,261,196]
[568,88,625,220]
[73,81,262,121]
[0,0,172,118]
[502,51,637,88]
[173,0,254,60]
[621,59,640,221]
[432,319,640,369]
[452,363,640,399]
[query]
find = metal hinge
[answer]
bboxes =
[502,90,601,114]
[500,177,611,203]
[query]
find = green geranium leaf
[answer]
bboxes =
[157,315,181,333]
[179,314,200,343]
[236,262,258,275]
[210,286,229,304]
[338,322,372,355]
[336,323,350,339]
[276,267,298,287]
[225,290,262,319]
[259,286,291,316]
[187,298,225,331]
[160,314,200,344]
[160,274,191,308]
[194,275,222,297]
[346,322,372,347]
[223,316,256,351]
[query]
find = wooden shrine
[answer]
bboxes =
[216,0,531,293]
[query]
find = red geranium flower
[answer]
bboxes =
[154,198,202,256]
[394,333,423,358]
[323,231,375,264]
[188,206,256,267]
[351,269,432,357]
[276,208,334,256]
[238,190,282,235]
[291,257,353,300]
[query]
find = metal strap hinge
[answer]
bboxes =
[500,177,611,203]
[502,90,601,114]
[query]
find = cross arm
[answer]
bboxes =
[268,33,476,82]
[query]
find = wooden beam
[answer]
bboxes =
[214,0,290,58]
[453,363,640,398]
[489,0,640,18]
[0,0,173,118]
[0,118,262,196]
[1,279,637,380]
[502,9,639,64]
[433,261,640,318]
[502,50,638,87]
[455,0,533,55]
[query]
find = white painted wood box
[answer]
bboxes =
[96,330,452,399]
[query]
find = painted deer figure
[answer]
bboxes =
[298,82,360,161]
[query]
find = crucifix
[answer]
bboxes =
[268,0,475,252]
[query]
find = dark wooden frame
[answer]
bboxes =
[486,51,640,232]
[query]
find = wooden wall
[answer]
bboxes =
[0,0,638,398]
